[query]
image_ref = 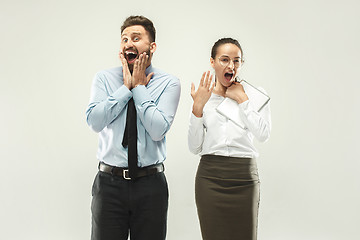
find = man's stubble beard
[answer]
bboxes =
[128,48,152,74]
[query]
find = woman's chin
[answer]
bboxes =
[222,79,233,87]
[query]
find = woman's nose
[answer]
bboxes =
[227,60,235,69]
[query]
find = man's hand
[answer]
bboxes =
[225,82,249,104]
[119,52,132,89]
[191,71,215,117]
[132,52,154,88]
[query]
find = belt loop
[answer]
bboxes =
[110,166,115,175]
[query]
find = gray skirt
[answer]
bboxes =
[195,154,260,240]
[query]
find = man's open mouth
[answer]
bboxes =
[124,50,138,64]
[224,72,234,81]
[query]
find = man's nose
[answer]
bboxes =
[124,40,135,48]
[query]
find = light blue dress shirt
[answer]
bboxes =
[86,64,181,167]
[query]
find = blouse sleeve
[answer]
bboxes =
[188,112,205,154]
[238,88,272,142]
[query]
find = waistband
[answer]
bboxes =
[200,154,255,164]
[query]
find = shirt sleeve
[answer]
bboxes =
[238,90,272,142]
[132,79,181,141]
[187,112,205,155]
[86,72,132,133]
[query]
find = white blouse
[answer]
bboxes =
[188,93,271,158]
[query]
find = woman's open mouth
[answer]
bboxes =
[224,72,234,81]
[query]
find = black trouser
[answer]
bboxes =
[91,171,169,240]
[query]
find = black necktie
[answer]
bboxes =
[122,98,138,179]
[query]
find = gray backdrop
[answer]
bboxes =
[1,0,359,239]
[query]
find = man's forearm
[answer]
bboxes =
[132,83,180,141]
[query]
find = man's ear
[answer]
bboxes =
[150,42,157,53]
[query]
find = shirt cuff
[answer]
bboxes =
[189,112,204,128]
[239,100,254,115]
[132,85,153,106]
[111,85,132,104]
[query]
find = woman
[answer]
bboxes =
[188,38,271,240]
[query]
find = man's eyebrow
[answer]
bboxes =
[121,32,142,37]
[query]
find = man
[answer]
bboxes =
[86,15,181,240]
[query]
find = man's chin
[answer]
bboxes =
[128,64,134,73]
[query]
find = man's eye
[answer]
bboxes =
[122,38,128,43]
[234,59,240,63]
[134,37,140,41]
[221,58,229,62]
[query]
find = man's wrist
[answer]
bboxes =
[133,82,146,88]
[124,82,132,90]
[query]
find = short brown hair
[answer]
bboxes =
[121,15,156,42]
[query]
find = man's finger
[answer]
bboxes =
[138,53,143,69]
[134,59,139,71]
[144,54,149,70]
[139,52,146,70]
[120,53,131,75]
[146,72,154,85]
[119,53,126,65]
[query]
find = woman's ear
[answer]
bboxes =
[210,57,215,68]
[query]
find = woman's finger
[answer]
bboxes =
[190,82,196,99]
[191,82,195,94]
[205,72,212,88]
[200,72,206,87]
[209,81,215,92]
[204,71,209,87]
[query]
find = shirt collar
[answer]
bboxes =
[119,64,153,76]
[145,64,153,75]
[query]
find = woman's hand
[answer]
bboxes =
[191,71,215,117]
[225,82,249,104]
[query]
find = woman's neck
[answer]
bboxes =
[213,82,227,97]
